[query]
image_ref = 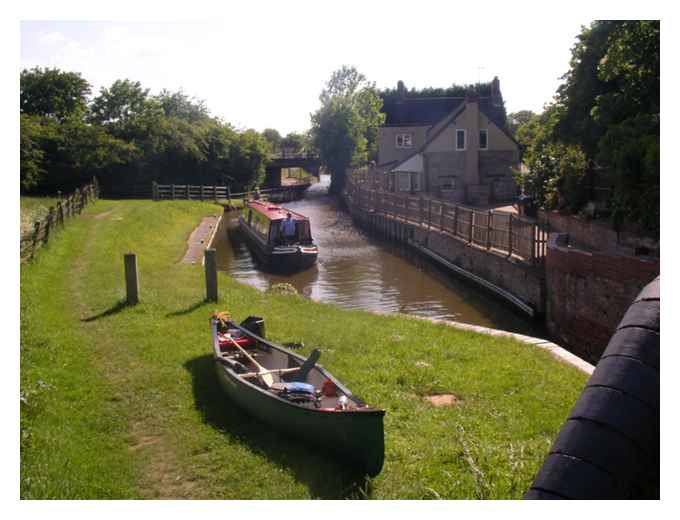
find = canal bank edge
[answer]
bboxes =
[390,312,594,375]
[181,213,223,265]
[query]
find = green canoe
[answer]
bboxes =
[211,317,385,477]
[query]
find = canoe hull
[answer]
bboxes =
[215,362,384,477]
[212,320,385,477]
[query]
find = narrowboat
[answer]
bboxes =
[211,313,385,477]
[238,200,318,272]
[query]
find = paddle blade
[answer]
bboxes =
[292,348,321,382]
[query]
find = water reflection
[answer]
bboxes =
[213,176,544,337]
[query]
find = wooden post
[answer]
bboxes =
[200,184,205,201]
[531,223,537,264]
[31,221,41,259]
[227,186,231,204]
[487,210,492,249]
[152,181,159,201]
[186,184,190,200]
[508,215,514,257]
[213,185,218,203]
[453,205,458,235]
[171,184,176,200]
[45,208,55,244]
[469,210,474,243]
[204,248,218,302]
[57,201,64,226]
[124,253,139,305]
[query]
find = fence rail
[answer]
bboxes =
[151,182,309,201]
[20,178,100,262]
[345,177,547,265]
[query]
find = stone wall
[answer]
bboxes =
[345,203,545,315]
[545,234,660,363]
[538,210,659,257]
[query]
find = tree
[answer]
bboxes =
[20,67,91,121]
[262,128,282,153]
[90,79,150,125]
[507,110,536,135]
[516,21,659,236]
[155,89,210,122]
[20,114,52,191]
[310,66,385,193]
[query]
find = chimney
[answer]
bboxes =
[397,80,406,101]
[490,76,501,107]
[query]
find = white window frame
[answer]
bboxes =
[395,133,413,149]
[479,129,488,150]
[455,129,466,151]
[395,172,422,192]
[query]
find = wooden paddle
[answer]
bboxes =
[223,334,274,387]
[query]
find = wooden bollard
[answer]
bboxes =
[204,248,218,302]
[124,253,139,305]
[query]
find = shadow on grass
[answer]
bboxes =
[81,299,130,322]
[166,299,211,318]
[184,354,373,499]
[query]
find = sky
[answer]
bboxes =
[18,3,595,135]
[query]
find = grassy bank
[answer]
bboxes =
[20,199,588,499]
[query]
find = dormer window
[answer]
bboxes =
[396,133,413,149]
[479,129,488,150]
[456,129,466,151]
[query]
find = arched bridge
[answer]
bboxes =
[264,152,322,188]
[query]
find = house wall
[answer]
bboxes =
[378,126,429,165]
[378,103,520,203]
[423,151,465,201]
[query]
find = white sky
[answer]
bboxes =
[18,3,598,135]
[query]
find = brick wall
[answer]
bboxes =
[545,237,659,363]
[538,210,659,257]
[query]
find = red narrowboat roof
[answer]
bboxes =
[246,200,309,221]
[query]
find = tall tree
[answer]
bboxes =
[20,67,91,121]
[311,66,385,193]
[90,79,150,125]
[516,21,659,236]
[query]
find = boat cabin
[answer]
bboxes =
[243,200,313,245]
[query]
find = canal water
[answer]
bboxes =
[213,175,544,337]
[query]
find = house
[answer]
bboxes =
[376,77,521,206]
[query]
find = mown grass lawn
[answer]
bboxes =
[20,199,588,499]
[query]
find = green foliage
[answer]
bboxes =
[21,67,91,121]
[262,128,282,152]
[90,79,150,125]
[311,66,385,193]
[517,21,659,235]
[20,114,52,190]
[19,71,270,195]
[507,110,536,135]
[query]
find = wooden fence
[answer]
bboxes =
[151,182,309,201]
[20,178,100,262]
[345,177,548,265]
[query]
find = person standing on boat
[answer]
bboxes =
[281,212,297,244]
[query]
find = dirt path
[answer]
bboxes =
[180,214,222,264]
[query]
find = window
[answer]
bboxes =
[395,133,413,149]
[395,172,421,192]
[456,129,466,151]
[479,129,488,150]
